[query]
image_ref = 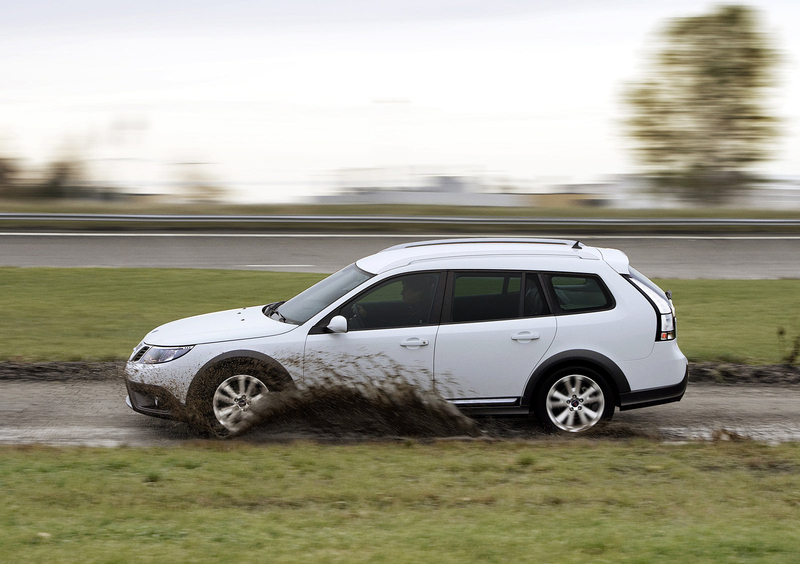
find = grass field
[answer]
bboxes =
[0,268,325,361]
[2,441,799,563]
[3,269,799,563]
[656,279,800,364]
[1,267,799,363]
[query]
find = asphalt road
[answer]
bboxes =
[2,232,800,278]
[1,379,797,446]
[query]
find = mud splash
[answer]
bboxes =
[228,380,482,439]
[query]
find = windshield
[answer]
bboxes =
[276,264,373,324]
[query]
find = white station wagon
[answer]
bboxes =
[125,238,688,434]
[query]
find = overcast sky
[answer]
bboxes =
[1,0,798,202]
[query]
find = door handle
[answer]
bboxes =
[400,338,429,348]
[511,331,540,342]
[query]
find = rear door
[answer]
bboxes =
[433,272,556,405]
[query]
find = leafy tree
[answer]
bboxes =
[624,5,781,201]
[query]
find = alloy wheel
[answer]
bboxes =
[212,374,268,431]
[544,373,606,432]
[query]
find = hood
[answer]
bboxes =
[143,305,297,346]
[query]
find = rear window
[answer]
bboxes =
[547,274,612,313]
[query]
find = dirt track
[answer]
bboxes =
[2,362,800,446]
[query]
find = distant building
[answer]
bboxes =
[316,167,602,208]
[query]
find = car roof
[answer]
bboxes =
[356,238,630,275]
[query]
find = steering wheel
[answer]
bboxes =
[350,303,366,329]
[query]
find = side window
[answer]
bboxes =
[523,275,550,317]
[547,274,611,313]
[452,273,522,323]
[344,272,440,330]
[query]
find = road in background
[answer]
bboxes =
[1,232,799,278]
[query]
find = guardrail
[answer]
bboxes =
[2,213,800,228]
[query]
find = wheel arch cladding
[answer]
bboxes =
[522,350,630,408]
[185,350,295,407]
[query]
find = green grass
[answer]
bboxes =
[1,268,799,363]
[1,441,799,563]
[654,279,800,364]
[0,268,324,361]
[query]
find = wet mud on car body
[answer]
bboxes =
[125,238,688,435]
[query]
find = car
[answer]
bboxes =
[125,238,688,435]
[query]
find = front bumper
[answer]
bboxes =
[124,378,187,421]
[618,365,689,411]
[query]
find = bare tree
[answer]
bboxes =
[0,157,20,196]
[624,5,782,201]
[40,158,88,199]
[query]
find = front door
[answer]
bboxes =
[304,272,443,390]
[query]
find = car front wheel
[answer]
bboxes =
[189,358,294,437]
[212,373,269,433]
[536,367,614,433]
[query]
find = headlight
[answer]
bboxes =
[138,346,193,364]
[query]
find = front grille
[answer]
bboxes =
[131,346,150,362]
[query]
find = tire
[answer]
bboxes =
[189,358,293,437]
[534,367,614,433]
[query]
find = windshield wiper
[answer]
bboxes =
[263,301,287,322]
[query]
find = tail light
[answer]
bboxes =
[659,311,676,341]
[626,276,676,341]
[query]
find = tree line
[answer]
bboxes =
[0,156,100,200]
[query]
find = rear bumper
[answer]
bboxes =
[618,365,688,411]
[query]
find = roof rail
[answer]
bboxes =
[380,238,583,253]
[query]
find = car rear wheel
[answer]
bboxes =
[536,367,614,433]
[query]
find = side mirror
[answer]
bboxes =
[327,315,348,334]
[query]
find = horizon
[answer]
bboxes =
[1,0,799,203]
